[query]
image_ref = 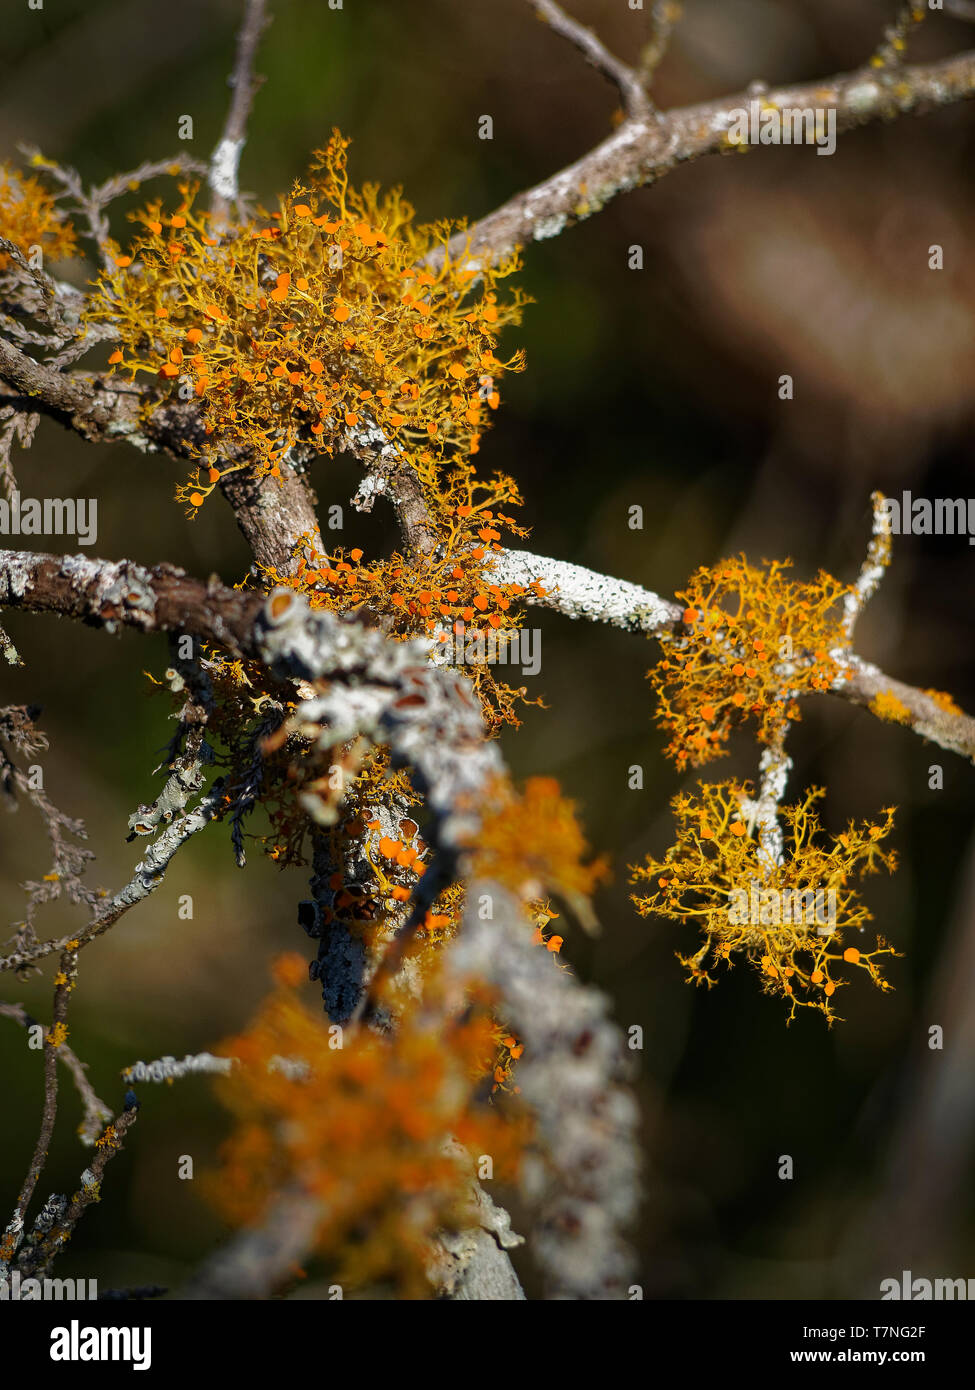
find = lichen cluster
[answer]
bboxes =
[85,132,527,506]
[650,556,853,769]
[207,953,528,1296]
[631,781,898,1022]
[0,161,77,269]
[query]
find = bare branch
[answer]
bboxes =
[0,1002,112,1146]
[21,149,208,268]
[182,1185,323,1299]
[0,335,111,436]
[1,777,227,977]
[122,1052,235,1082]
[0,704,99,952]
[528,0,652,120]
[842,491,893,640]
[0,549,262,652]
[1,960,71,1266]
[833,657,975,763]
[870,2,927,70]
[434,49,975,270]
[209,0,271,221]
[637,1,683,90]
[740,727,793,873]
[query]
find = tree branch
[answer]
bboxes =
[435,48,975,269]
[528,0,652,120]
[491,546,681,632]
[0,1002,112,1145]
[637,1,683,90]
[209,0,270,221]
[447,882,639,1299]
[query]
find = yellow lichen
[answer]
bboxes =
[870,690,912,725]
[0,162,77,269]
[923,687,963,716]
[630,781,898,1022]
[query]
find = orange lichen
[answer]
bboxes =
[264,468,543,731]
[870,690,912,725]
[468,776,609,926]
[205,955,527,1296]
[650,556,853,769]
[85,132,528,509]
[0,162,77,269]
[923,687,963,717]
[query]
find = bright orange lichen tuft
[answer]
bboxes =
[85,131,528,510]
[0,161,77,269]
[468,776,609,928]
[263,468,543,732]
[205,955,527,1296]
[649,556,854,769]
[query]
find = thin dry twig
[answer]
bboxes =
[638,1,683,89]
[209,0,270,221]
[0,1002,112,1145]
[432,49,975,270]
[528,0,652,119]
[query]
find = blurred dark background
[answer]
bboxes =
[1,0,973,1299]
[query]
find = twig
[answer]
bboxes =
[181,1185,324,1299]
[431,48,975,270]
[869,2,927,70]
[17,1105,140,1278]
[1,965,70,1267]
[122,1052,236,1083]
[0,1002,112,1145]
[740,728,793,873]
[842,490,893,641]
[209,0,271,221]
[637,1,682,90]
[20,149,208,268]
[1,779,227,977]
[528,0,652,120]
